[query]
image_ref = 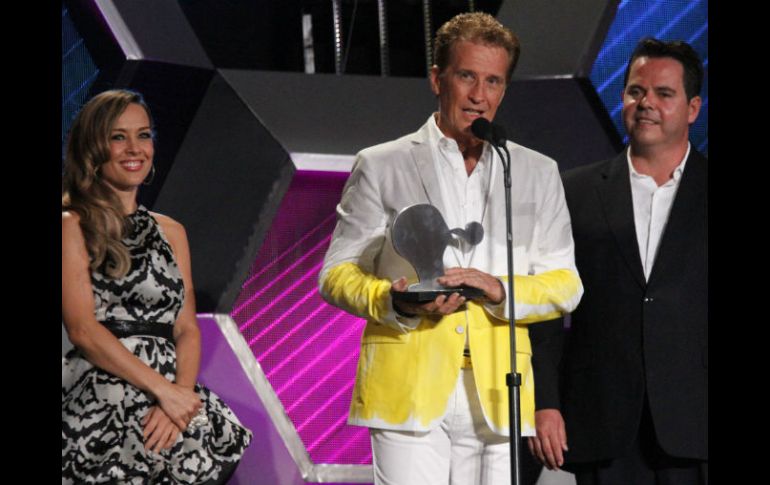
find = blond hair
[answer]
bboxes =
[433,12,520,83]
[62,89,154,279]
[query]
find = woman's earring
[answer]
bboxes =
[143,165,156,185]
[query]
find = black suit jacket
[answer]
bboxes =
[534,148,708,464]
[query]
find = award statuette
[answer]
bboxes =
[390,204,486,303]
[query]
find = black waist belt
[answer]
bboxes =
[101,319,175,342]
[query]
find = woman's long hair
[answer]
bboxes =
[62,89,154,279]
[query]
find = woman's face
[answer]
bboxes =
[99,103,154,193]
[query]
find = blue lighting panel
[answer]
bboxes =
[62,5,100,147]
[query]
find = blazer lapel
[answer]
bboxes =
[410,135,446,216]
[646,150,707,285]
[597,153,647,289]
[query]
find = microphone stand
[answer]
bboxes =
[489,140,522,485]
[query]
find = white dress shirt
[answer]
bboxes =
[628,143,690,280]
[427,114,494,269]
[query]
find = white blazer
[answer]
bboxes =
[320,116,582,435]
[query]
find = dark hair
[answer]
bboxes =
[623,37,704,100]
[433,12,520,83]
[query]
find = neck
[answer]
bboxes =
[433,112,484,175]
[115,189,139,215]
[629,141,689,186]
[102,179,139,215]
[459,141,484,176]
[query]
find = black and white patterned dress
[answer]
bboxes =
[62,206,252,484]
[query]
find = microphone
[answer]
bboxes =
[471,117,507,146]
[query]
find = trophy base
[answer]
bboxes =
[390,285,486,303]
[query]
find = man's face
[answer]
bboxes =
[430,40,510,148]
[622,56,701,152]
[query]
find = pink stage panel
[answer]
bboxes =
[231,170,373,467]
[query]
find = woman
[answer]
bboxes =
[62,89,251,484]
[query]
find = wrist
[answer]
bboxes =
[489,278,505,304]
[148,374,172,399]
[175,379,196,390]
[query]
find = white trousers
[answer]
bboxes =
[370,369,510,485]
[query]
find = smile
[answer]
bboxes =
[120,160,144,171]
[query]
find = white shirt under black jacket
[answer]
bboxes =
[627,142,691,281]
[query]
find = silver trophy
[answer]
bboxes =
[390,204,485,303]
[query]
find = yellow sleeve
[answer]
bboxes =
[490,268,583,324]
[320,262,393,323]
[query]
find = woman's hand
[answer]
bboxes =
[143,405,181,453]
[154,382,202,431]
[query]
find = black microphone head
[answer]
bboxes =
[471,117,492,141]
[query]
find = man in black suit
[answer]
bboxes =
[527,38,707,484]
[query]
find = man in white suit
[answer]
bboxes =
[319,12,583,485]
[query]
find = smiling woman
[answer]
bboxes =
[100,103,155,194]
[62,90,252,484]
[61,91,157,279]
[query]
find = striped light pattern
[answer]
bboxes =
[589,0,708,153]
[231,170,373,466]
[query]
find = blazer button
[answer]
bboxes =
[456,325,465,334]
[643,297,654,302]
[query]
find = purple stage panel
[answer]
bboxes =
[197,314,304,485]
[231,170,373,468]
